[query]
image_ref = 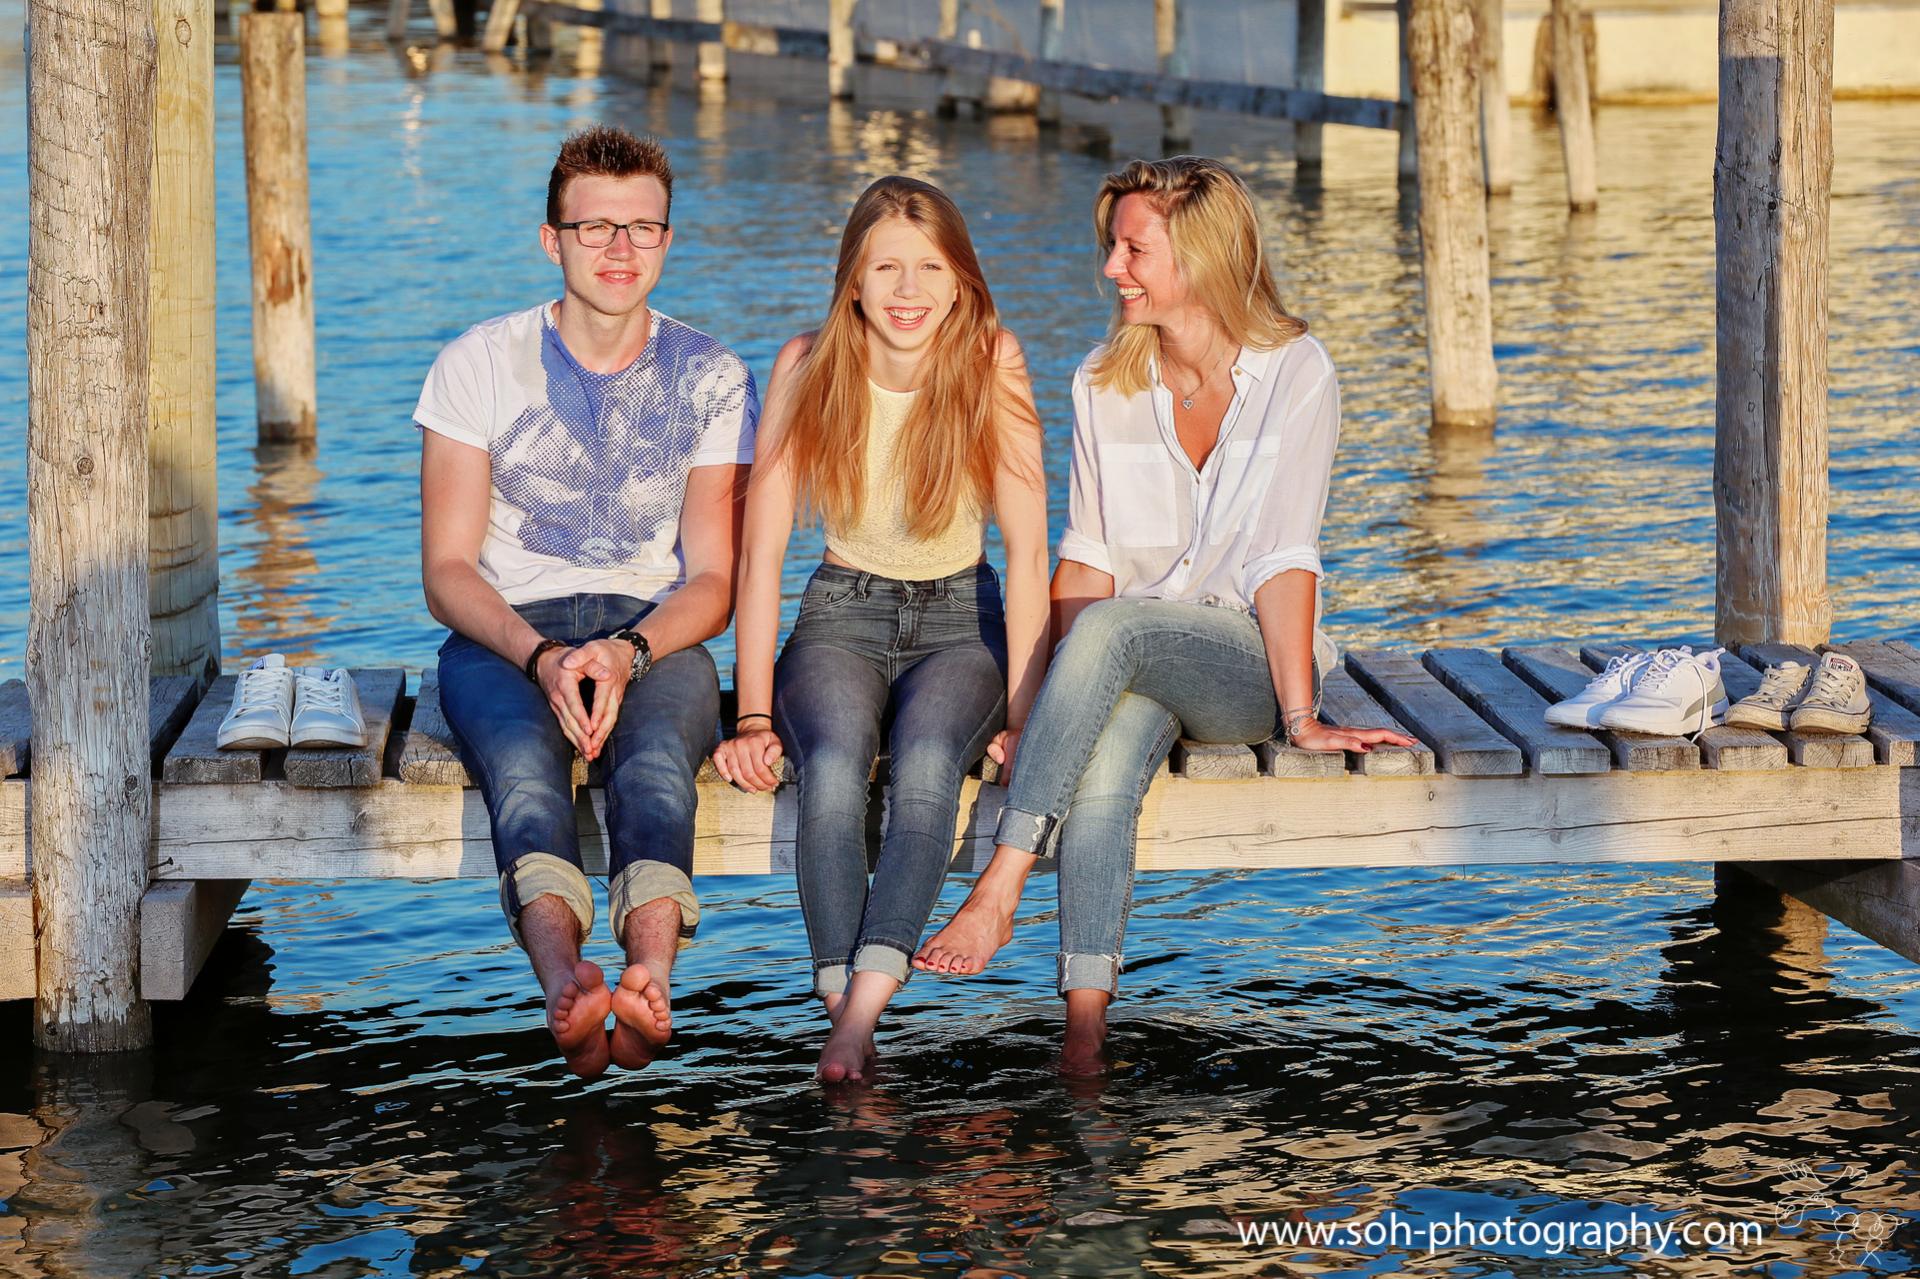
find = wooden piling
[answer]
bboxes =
[649,0,673,68]
[1036,0,1064,126]
[1155,0,1190,147]
[1294,0,1326,170]
[239,13,318,443]
[1713,0,1833,646]
[828,0,855,99]
[1477,0,1511,194]
[150,0,220,684]
[27,0,158,1051]
[1549,0,1597,209]
[426,0,457,39]
[1396,0,1417,178]
[696,0,726,81]
[1408,0,1498,428]
[312,0,346,16]
[481,0,519,52]
[386,0,408,41]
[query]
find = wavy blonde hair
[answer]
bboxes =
[771,176,1016,539]
[1088,156,1308,397]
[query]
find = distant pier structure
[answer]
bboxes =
[16,0,1917,1053]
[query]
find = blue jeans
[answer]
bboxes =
[774,564,1008,996]
[438,593,721,950]
[994,599,1288,996]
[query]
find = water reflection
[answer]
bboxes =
[228,442,335,667]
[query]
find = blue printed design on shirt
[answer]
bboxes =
[491,315,753,568]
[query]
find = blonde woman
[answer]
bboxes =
[712,176,1048,1083]
[914,157,1414,1074]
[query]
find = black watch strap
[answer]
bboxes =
[524,637,568,683]
[610,629,652,680]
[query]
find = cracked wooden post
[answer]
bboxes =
[1294,0,1326,171]
[1409,0,1498,428]
[27,0,158,1051]
[1550,0,1597,209]
[1156,0,1190,148]
[150,0,221,684]
[239,13,317,443]
[1714,0,1833,646]
[828,0,855,99]
[1478,0,1512,194]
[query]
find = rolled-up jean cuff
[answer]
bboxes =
[608,860,701,950]
[500,852,595,950]
[1059,952,1122,997]
[852,942,912,985]
[813,962,850,998]
[993,807,1062,857]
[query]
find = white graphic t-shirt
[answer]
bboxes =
[415,302,759,605]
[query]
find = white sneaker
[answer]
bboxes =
[1598,648,1730,736]
[291,668,368,749]
[1725,660,1813,731]
[1789,652,1871,734]
[1544,648,1688,728]
[217,654,295,750]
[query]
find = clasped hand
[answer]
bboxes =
[712,728,785,792]
[536,638,634,762]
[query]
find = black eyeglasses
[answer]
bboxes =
[554,219,669,249]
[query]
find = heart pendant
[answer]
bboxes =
[1180,397,1194,410]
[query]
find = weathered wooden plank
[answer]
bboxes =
[1171,740,1258,780]
[1253,737,1347,779]
[1829,640,1920,716]
[140,879,249,1001]
[1743,642,1919,768]
[397,670,470,787]
[1316,667,1435,776]
[1423,648,1610,775]
[1580,644,1786,770]
[119,764,1910,882]
[1503,646,1699,771]
[520,1,831,58]
[1718,651,1874,769]
[0,681,30,778]
[147,675,201,770]
[0,880,30,1001]
[283,668,406,789]
[163,674,263,784]
[1,781,23,876]
[1345,649,1522,776]
[1735,853,1920,967]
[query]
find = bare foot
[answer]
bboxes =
[817,1023,874,1084]
[1059,997,1109,1077]
[912,893,1016,975]
[1058,1035,1109,1078]
[608,964,672,1070]
[549,961,613,1079]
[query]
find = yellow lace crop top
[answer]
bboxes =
[824,382,986,580]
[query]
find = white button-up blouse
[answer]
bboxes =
[1057,334,1340,619]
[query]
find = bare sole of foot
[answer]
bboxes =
[549,960,613,1079]
[911,898,1014,975]
[609,964,672,1071]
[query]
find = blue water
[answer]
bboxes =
[3,7,1920,1276]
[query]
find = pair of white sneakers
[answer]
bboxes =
[215,654,368,750]
[1546,647,1731,736]
[1725,652,1872,734]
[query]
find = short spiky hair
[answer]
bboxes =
[545,126,674,226]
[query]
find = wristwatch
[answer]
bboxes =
[609,629,654,683]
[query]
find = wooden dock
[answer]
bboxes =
[3,638,1916,1004]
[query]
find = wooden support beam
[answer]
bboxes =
[1733,859,1920,967]
[828,0,855,99]
[27,0,157,1051]
[1294,0,1327,169]
[1156,0,1192,147]
[150,0,220,685]
[1713,0,1833,648]
[1,879,250,1002]
[239,14,318,443]
[1549,0,1597,209]
[1477,0,1512,194]
[1407,0,1499,429]
[0,882,31,1001]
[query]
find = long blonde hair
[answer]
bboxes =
[1089,157,1308,397]
[771,176,1012,539]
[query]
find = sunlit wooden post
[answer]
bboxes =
[1156,0,1190,147]
[696,0,726,81]
[1478,0,1512,194]
[240,13,317,443]
[1396,0,1417,178]
[1295,0,1326,171]
[1036,0,1064,126]
[1408,0,1498,428]
[27,0,158,1051]
[828,0,856,99]
[481,0,519,52]
[1714,0,1833,645]
[426,0,457,38]
[150,0,220,684]
[1550,0,1597,209]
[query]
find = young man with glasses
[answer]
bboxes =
[417,126,758,1078]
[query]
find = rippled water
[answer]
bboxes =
[3,5,1920,1276]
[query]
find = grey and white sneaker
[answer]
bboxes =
[1598,648,1730,736]
[1725,659,1813,731]
[1545,647,1687,728]
[290,668,368,749]
[217,653,295,750]
[1789,652,1871,734]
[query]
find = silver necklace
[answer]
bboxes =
[1170,343,1232,411]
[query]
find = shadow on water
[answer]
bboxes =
[3,879,1917,1276]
